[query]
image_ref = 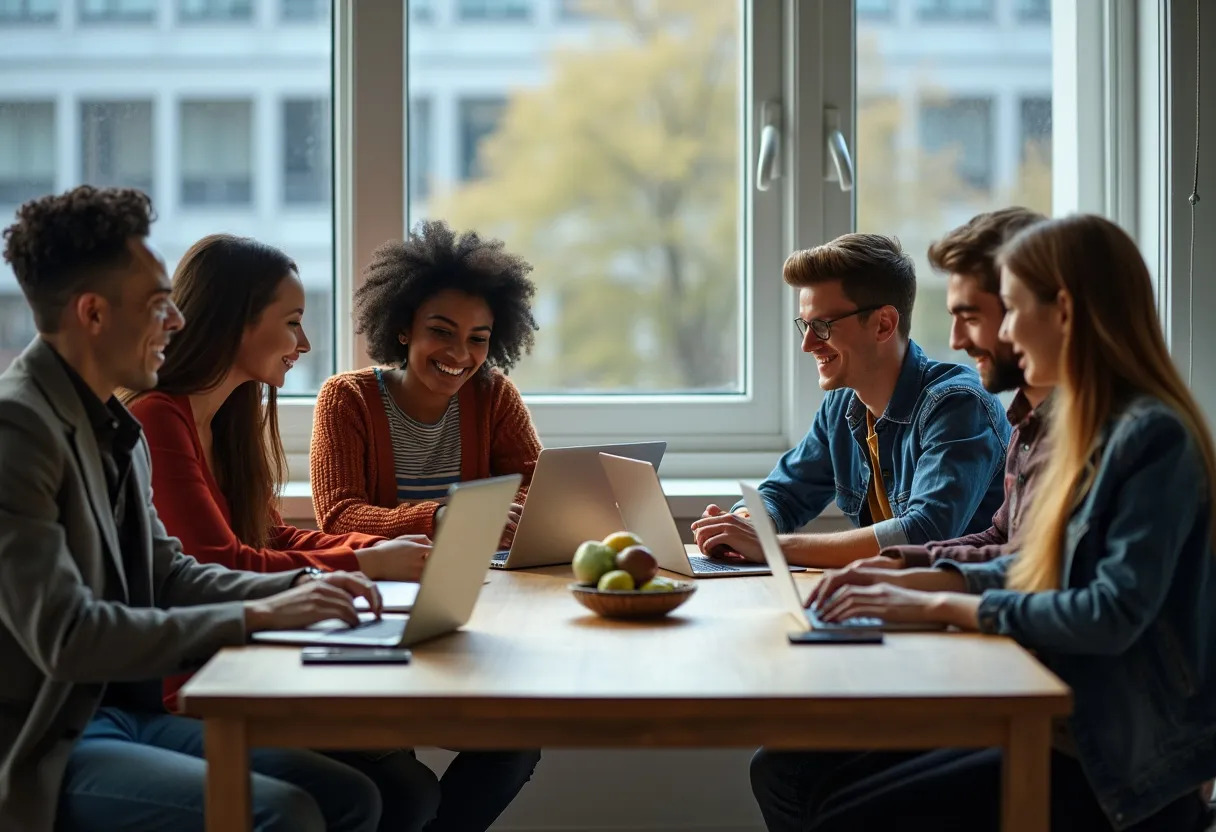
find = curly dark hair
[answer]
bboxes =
[355,220,538,377]
[2,185,154,333]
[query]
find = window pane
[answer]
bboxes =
[180,100,253,205]
[281,0,327,21]
[283,98,330,204]
[0,8,334,392]
[79,0,157,22]
[409,0,744,394]
[408,97,431,200]
[0,0,57,23]
[81,100,154,193]
[0,102,55,204]
[178,0,251,22]
[857,0,1052,363]
[458,0,531,22]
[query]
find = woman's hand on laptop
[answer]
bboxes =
[500,502,524,548]
[245,572,381,632]
[815,580,981,630]
[356,536,432,582]
[690,506,763,561]
[810,565,969,611]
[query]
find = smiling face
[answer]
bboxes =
[232,272,310,389]
[998,266,1068,388]
[89,237,185,392]
[946,272,1024,394]
[797,281,885,391]
[402,289,493,398]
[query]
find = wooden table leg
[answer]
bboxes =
[205,717,251,832]
[1002,716,1051,832]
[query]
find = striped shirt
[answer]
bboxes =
[374,367,462,504]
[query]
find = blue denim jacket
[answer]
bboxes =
[740,341,1009,546]
[943,396,1216,829]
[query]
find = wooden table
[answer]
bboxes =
[182,565,1070,831]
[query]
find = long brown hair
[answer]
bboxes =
[127,234,295,547]
[1000,215,1216,592]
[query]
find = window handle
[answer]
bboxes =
[824,106,854,193]
[756,100,782,192]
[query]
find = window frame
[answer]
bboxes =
[279,0,1144,481]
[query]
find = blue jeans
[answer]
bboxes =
[56,707,382,832]
[326,748,542,832]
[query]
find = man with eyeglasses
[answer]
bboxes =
[692,233,1009,569]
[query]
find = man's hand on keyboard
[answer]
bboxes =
[245,571,382,632]
[690,506,764,562]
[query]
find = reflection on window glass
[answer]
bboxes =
[180,100,253,205]
[283,98,330,204]
[0,6,335,391]
[0,0,57,23]
[409,0,743,394]
[0,102,55,205]
[857,0,1051,364]
[81,101,154,193]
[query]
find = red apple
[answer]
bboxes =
[615,545,658,587]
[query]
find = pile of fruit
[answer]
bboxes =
[572,531,681,592]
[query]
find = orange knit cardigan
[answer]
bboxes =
[310,367,540,537]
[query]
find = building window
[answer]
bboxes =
[0,102,55,205]
[919,97,994,191]
[408,97,431,201]
[916,0,994,22]
[458,97,505,181]
[81,101,154,194]
[281,0,327,22]
[178,0,252,22]
[1015,0,1050,23]
[856,0,893,20]
[0,0,57,22]
[79,0,156,22]
[1020,96,1052,163]
[283,98,330,204]
[458,0,530,23]
[180,100,253,206]
[410,0,432,23]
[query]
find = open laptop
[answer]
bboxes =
[490,441,667,570]
[254,474,520,647]
[600,454,805,578]
[741,482,941,632]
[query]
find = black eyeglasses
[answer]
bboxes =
[794,306,885,341]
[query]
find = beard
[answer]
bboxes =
[975,350,1025,395]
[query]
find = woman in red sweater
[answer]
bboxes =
[310,220,541,542]
[131,232,539,832]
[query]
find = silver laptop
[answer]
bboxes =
[740,482,941,632]
[490,441,667,570]
[253,475,520,647]
[600,454,804,578]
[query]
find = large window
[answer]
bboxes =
[0,0,56,23]
[283,98,330,204]
[0,102,55,206]
[456,97,506,182]
[81,101,154,193]
[180,100,253,206]
[856,0,1053,363]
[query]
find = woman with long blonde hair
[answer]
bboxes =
[752,215,1216,831]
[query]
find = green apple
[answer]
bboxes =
[572,541,617,585]
[597,570,636,591]
[640,576,678,592]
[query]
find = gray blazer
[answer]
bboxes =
[0,338,299,832]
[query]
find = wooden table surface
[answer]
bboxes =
[183,563,1071,831]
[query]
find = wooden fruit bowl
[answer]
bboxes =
[568,582,696,620]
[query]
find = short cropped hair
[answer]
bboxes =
[927,207,1046,294]
[783,233,916,338]
[2,186,154,333]
[355,219,538,378]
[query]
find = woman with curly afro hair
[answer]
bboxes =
[311,219,541,547]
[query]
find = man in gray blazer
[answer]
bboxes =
[0,187,384,832]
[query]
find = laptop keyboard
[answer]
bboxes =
[806,605,883,630]
[322,617,407,640]
[690,557,763,574]
[490,550,509,564]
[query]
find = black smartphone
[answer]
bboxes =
[300,646,412,665]
[787,630,884,645]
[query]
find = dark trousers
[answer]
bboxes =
[749,747,1213,832]
[328,748,541,832]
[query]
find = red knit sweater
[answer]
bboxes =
[310,367,540,537]
[129,391,386,711]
